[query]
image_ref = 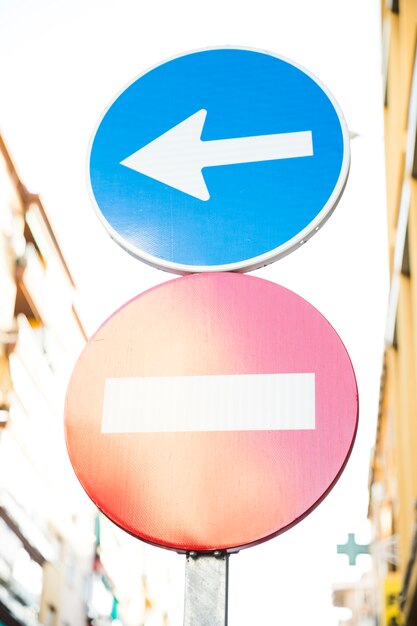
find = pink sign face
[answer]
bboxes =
[65,273,358,552]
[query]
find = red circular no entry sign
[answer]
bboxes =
[64,273,358,552]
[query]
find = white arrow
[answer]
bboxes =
[120,109,314,201]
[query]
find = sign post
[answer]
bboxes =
[184,552,229,626]
[70,47,355,624]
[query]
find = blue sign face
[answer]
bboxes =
[89,48,349,273]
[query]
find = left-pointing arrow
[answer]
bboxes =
[120,109,314,201]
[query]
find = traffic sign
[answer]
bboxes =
[64,273,358,552]
[89,48,350,274]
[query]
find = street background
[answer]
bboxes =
[0,0,388,623]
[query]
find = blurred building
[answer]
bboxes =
[0,135,179,626]
[368,0,417,625]
[0,132,95,626]
[333,571,377,626]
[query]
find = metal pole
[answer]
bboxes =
[184,551,229,626]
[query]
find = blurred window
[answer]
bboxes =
[44,605,57,626]
[406,42,417,177]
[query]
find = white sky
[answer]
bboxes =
[0,0,388,624]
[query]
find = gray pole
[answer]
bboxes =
[183,551,229,626]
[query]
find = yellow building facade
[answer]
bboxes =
[369,1,417,625]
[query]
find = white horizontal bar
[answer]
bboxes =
[102,373,315,433]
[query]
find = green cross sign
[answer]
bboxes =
[337,533,370,565]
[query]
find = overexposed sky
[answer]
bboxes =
[0,1,388,624]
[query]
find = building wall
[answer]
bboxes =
[369,1,417,624]
[0,133,98,626]
[0,133,183,626]
[0,135,175,626]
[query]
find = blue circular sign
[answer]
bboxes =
[89,48,350,273]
